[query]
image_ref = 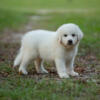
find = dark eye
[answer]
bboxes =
[72,34,75,37]
[64,34,67,37]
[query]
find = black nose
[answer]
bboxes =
[68,40,72,45]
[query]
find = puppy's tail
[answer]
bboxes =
[13,47,23,67]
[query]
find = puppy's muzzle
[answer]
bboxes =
[68,40,73,45]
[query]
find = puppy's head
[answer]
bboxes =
[57,23,83,48]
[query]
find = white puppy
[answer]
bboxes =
[14,23,83,78]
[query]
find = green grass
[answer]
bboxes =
[0,62,99,100]
[0,0,100,100]
[0,77,99,100]
[0,0,100,32]
[0,9,28,32]
[0,0,100,11]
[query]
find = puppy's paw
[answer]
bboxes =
[69,71,79,76]
[59,73,69,78]
[19,68,28,75]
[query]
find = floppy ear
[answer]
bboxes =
[77,28,84,41]
[56,27,63,44]
[58,35,62,44]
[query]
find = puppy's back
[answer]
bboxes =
[21,30,56,48]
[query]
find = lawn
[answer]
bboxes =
[0,0,100,100]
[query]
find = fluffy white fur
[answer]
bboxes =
[14,23,83,78]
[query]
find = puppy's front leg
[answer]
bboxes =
[55,59,69,78]
[66,58,79,76]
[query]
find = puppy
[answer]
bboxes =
[14,23,83,78]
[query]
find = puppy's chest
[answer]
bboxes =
[64,51,75,60]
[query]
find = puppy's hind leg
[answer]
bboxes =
[19,52,32,75]
[34,58,48,74]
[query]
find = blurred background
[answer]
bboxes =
[0,0,100,48]
[0,0,100,100]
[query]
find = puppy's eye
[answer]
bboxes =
[72,34,75,37]
[64,34,67,37]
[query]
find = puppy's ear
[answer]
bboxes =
[77,28,84,41]
[58,36,62,44]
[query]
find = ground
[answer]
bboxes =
[0,0,100,100]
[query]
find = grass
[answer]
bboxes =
[0,0,100,31]
[0,9,28,32]
[0,75,99,100]
[0,0,100,11]
[0,60,99,100]
[0,0,100,100]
